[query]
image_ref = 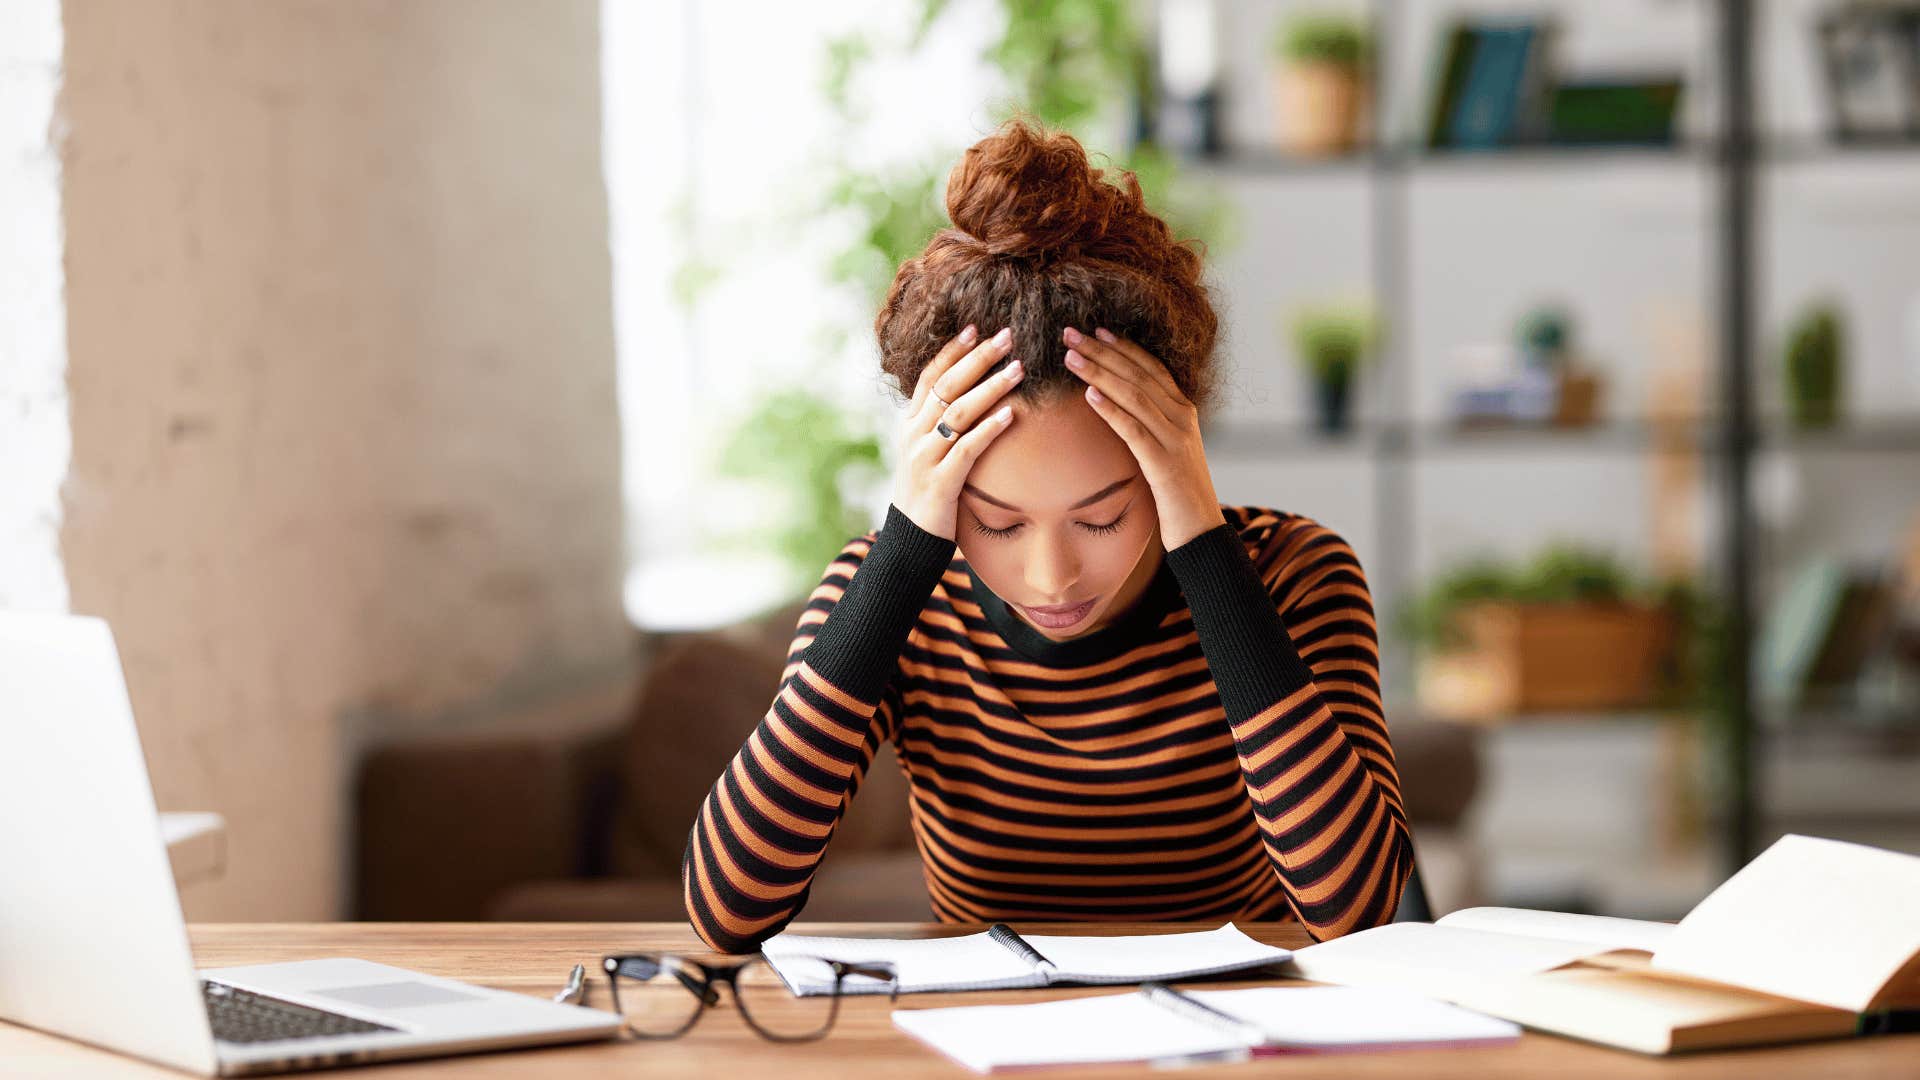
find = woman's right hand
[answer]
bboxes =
[891,324,1025,540]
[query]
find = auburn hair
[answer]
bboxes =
[875,116,1222,415]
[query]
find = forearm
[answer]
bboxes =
[1164,522,1413,940]
[682,505,953,952]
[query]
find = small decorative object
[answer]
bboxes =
[1288,300,1378,433]
[1783,302,1845,429]
[1515,304,1603,427]
[1270,11,1372,156]
[1156,0,1223,157]
[1816,4,1920,142]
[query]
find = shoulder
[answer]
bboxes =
[1221,505,1367,590]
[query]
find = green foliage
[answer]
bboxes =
[713,386,886,591]
[1289,300,1379,382]
[1395,543,1642,653]
[1271,12,1372,68]
[1783,301,1843,428]
[1515,304,1573,367]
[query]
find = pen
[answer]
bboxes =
[553,963,588,1006]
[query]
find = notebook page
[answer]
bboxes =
[759,930,1037,996]
[1019,924,1292,983]
[1286,922,1616,997]
[1182,985,1522,1049]
[1437,907,1675,953]
[1651,834,1920,1012]
[891,992,1246,1072]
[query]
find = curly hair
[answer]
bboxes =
[875,116,1222,415]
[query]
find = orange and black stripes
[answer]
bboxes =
[682,503,1412,953]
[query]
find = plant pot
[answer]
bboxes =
[1312,373,1352,433]
[1786,352,1841,428]
[1416,600,1677,723]
[1272,62,1366,157]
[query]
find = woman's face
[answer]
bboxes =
[957,392,1165,641]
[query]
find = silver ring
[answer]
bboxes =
[935,420,960,441]
[931,392,952,410]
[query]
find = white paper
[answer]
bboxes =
[891,985,1521,1072]
[1183,985,1522,1048]
[1437,906,1675,954]
[1021,923,1292,982]
[892,993,1238,1073]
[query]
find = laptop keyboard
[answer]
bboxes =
[204,981,399,1044]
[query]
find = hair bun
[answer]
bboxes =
[944,117,1143,262]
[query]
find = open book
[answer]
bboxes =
[891,984,1520,1073]
[1286,834,1920,1054]
[759,923,1291,997]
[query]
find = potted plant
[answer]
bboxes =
[1783,302,1844,429]
[1289,301,1378,433]
[1399,544,1683,722]
[1269,12,1372,156]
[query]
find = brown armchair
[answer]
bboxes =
[356,603,1484,922]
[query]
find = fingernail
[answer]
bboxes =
[1087,386,1104,404]
[960,324,977,344]
[1065,350,1085,369]
[993,326,1012,347]
[1006,359,1023,378]
[1063,326,1082,345]
[1095,327,1116,343]
[995,405,1013,422]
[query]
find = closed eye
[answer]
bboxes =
[969,508,1130,539]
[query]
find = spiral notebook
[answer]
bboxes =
[759,923,1292,997]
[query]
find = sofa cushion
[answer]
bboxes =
[488,850,933,924]
[609,600,917,879]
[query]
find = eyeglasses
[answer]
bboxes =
[571,953,897,1042]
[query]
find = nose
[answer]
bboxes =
[1024,529,1080,601]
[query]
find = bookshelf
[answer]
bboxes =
[1170,0,1920,882]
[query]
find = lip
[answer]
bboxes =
[1020,596,1098,629]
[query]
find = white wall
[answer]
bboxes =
[0,0,71,613]
[56,0,630,920]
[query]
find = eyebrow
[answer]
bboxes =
[962,475,1135,513]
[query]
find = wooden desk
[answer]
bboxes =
[3,923,1915,1078]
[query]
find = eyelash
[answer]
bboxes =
[969,509,1129,540]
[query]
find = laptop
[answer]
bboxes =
[0,613,624,1074]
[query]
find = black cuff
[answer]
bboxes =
[1163,522,1316,730]
[801,503,956,705]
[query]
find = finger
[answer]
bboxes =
[1081,382,1165,456]
[1065,346,1180,434]
[911,324,981,414]
[937,357,1024,435]
[930,403,1016,480]
[924,326,1015,428]
[1068,326,1186,403]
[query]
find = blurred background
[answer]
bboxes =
[4,0,1918,926]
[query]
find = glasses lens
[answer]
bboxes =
[731,957,842,1041]
[607,956,706,1037]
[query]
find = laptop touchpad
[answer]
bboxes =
[317,981,483,1009]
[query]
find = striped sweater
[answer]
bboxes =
[682,502,1413,953]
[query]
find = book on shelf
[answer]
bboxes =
[1284,834,1920,1055]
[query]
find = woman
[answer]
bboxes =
[683,117,1412,954]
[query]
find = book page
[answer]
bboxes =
[1437,906,1675,953]
[1182,985,1522,1049]
[1019,924,1291,983]
[1651,834,1920,1012]
[892,993,1245,1072]
[759,930,1036,996]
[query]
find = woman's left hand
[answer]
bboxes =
[1063,326,1227,549]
